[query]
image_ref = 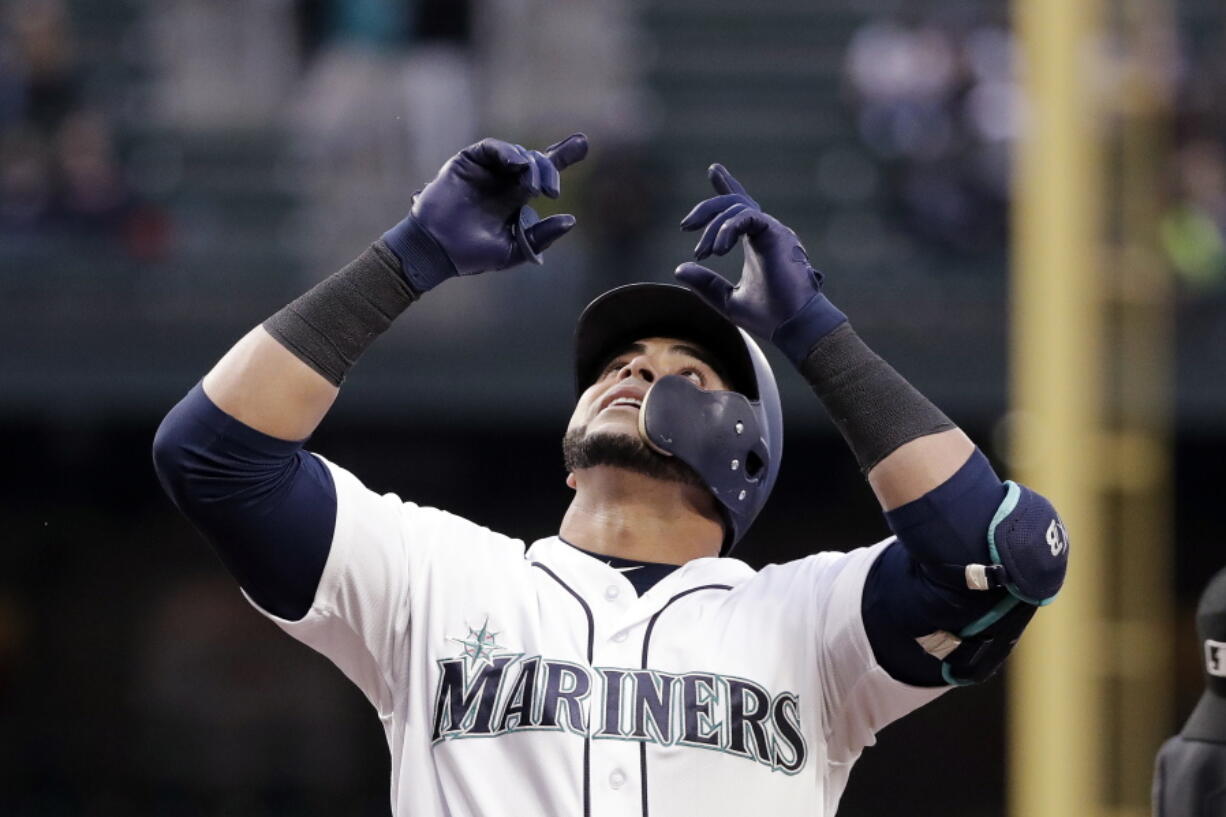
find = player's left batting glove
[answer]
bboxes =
[675,164,847,366]
[382,134,589,296]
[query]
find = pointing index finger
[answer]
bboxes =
[544,133,589,171]
[708,163,751,199]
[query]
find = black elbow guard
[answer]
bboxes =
[985,481,1070,604]
[923,482,1070,685]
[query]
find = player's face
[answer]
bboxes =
[567,336,729,442]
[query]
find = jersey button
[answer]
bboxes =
[609,769,626,789]
[612,630,628,643]
[604,585,620,601]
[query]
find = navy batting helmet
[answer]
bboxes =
[573,283,783,551]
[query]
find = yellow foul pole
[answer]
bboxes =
[1010,0,1106,813]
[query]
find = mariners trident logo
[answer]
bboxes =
[451,618,504,668]
[431,618,808,774]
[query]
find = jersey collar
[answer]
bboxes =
[526,536,754,623]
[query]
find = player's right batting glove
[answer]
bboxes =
[675,164,847,366]
[381,134,589,295]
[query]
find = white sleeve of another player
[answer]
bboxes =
[812,540,948,765]
[244,455,521,716]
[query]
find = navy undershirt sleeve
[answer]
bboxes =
[882,449,1005,568]
[152,382,337,621]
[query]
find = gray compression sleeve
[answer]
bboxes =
[798,323,954,472]
[262,240,416,385]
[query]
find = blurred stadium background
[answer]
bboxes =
[0,0,1222,814]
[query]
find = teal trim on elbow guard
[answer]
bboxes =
[986,480,1069,607]
[959,594,1022,638]
[942,595,1022,688]
[940,596,1038,686]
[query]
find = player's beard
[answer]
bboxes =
[562,426,706,489]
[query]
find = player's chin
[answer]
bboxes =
[563,424,642,468]
[561,426,704,488]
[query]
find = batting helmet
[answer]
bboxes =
[573,283,783,551]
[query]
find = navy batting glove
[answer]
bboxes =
[382,134,589,295]
[674,164,846,365]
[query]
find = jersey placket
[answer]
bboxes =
[590,570,647,817]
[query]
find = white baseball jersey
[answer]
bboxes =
[250,457,947,816]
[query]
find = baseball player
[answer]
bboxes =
[153,133,1069,816]
[1153,566,1226,815]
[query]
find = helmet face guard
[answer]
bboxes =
[573,284,783,551]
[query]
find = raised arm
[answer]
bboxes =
[675,164,1069,686]
[204,135,590,438]
[153,135,588,619]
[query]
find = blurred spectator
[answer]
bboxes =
[0,0,166,257]
[0,125,52,229]
[843,17,1016,258]
[148,0,299,130]
[1162,140,1226,289]
[0,0,77,233]
[6,0,77,131]
[288,0,477,271]
[55,110,131,230]
[1163,33,1226,291]
[477,0,649,143]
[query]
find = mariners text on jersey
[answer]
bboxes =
[431,645,808,773]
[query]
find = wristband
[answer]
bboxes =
[262,240,416,386]
[799,323,953,472]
